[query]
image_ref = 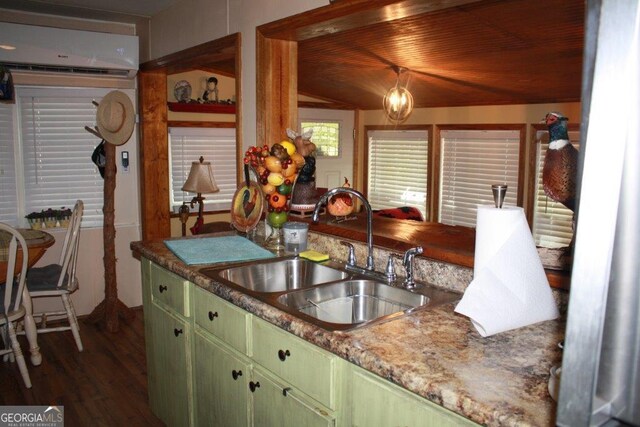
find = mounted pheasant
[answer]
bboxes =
[542,112,578,212]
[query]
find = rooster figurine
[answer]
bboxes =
[542,112,578,212]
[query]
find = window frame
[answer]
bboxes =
[363,125,433,221]
[433,124,527,225]
[167,121,238,217]
[299,119,342,158]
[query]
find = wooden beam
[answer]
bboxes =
[138,70,170,240]
[140,34,238,73]
[256,32,297,146]
[257,0,483,41]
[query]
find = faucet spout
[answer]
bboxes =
[313,188,375,271]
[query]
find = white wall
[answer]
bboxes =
[149,0,328,150]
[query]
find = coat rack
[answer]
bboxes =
[84,99,135,333]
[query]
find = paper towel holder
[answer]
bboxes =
[491,184,508,208]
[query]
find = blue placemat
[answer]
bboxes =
[164,236,275,265]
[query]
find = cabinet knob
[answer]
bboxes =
[249,381,261,392]
[159,285,168,293]
[174,328,183,337]
[278,349,291,361]
[208,311,219,321]
[232,370,243,380]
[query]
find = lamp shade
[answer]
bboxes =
[182,157,220,194]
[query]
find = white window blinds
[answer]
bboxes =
[367,130,428,219]
[532,129,580,247]
[19,90,105,227]
[169,127,236,212]
[0,104,17,225]
[439,129,520,227]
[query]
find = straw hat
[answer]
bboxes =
[96,90,135,146]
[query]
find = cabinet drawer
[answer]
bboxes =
[251,317,336,409]
[193,285,250,354]
[150,262,189,316]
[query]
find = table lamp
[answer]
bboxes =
[182,156,219,234]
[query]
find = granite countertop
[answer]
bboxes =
[131,237,564,427]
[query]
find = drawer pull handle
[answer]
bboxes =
[282,387,291,397]
[232,370,243,380]
[208,311,219,321]
[278,349,291,361]
[174,328,183,337]
[249,381,260,392]
[159,285,168,293]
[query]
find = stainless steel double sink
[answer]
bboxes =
[200,257,460,331]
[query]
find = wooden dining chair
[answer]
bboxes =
[25,200,84,351]
[0,223,32,388]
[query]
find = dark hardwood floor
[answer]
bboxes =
[0,308,163,427]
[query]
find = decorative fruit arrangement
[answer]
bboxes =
[244,141,301,228]
[327,177,354,218]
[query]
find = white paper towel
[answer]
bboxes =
[454,205,559,337]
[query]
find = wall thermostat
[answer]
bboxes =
[121,151,129,172]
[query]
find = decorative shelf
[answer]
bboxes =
[168,102,236,114]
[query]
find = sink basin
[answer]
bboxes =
[276,279,459,330]
[203,258,349,293]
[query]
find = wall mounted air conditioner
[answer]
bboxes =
[0,22,139,78]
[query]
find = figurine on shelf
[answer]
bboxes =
[202,76,219,103]
[289,128,319,212]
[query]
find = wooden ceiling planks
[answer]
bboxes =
[290,0,585,109]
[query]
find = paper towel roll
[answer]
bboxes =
[455,205,559,337]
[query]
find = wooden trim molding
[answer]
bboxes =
[138,33,241,240]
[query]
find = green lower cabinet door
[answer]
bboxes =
[351,367,477,427]
[193,331,250,427]
[148,303,191,427]
[251,368,335,427]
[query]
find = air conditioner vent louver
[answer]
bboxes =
[4,62,132,78]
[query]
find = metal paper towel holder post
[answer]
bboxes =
[492,184,508,208]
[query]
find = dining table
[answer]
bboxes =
[0,227,55,366]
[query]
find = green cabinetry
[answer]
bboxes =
[252,366,335,427]
[193,330,250,426]
[351,365,477,427]
[141,258,477,427]
[142,259,192,427]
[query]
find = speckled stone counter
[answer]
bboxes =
[131,234,564,427]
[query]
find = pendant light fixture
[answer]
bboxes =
[383,66,414,123]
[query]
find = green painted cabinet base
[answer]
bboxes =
[193,331,250,427]
[351,365,477,427]
[252,367,335,427]
[148,302,191,427]
[141,258,478,427]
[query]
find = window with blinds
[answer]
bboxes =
[532,129,580,247]
[300,121,340,157]
[439,129,521,227]
[367,130,428,219]
[169,127,236,212]
[19,89,105,227]
[0,104,17,225]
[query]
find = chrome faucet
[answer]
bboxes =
[402,246,423,289]
[312,188,374,271]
